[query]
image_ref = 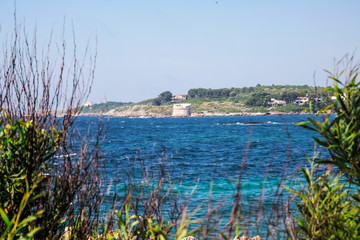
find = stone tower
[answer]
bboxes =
[172,104,192,117]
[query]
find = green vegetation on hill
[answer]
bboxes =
[175,84,327,113]
[81,85,328,115]
[152,91,172,106]
[81,101,132,113]
[245,92,271,107]
[187,84,326,103]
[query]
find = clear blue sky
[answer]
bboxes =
[1,0,360,102]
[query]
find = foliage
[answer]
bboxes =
[152,98,162,106]
[81,102,133,113]
[298,58,360,186]
[0,176,45,240]
[0,117,60,236]
[272,103,306,113]
[286,156,360,239]
[159,91,173,103]
[245,92,271,107]
[94,204,198,240]
[188,88,232,99]
[244,106,268,113]
[112,204,173,240]
[281,91,299,103]
[287,56,360,239]
[0,116,103,239]
[187,85,321,102]
[0,15,104,239]
[152,91,173,106]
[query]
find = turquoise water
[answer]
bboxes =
[78,114,324,235]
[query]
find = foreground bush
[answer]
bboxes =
[286,56,360,239]
[286,157,360,239]
[0,15,104,239]
[0,117,60,238]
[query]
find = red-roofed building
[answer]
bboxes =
[171,94,188,102]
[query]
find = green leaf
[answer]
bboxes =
[301,167,311,184]
[296,123,318,132]
[0,208,11,228]
[25,227,42,238]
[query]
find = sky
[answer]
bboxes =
[1,0,360,103]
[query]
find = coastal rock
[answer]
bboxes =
[251,236,262,240]
[181,237,197,240]
[233,235,249,240]
[180,235,261,240]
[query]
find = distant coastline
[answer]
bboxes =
[79,110,309,118]
[80,84,328,118]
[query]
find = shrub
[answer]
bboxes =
[287,56,360,239]
[299,56,360,186]
[286,157,360,239]
[245,92,271,107]
[0,15,104,239]
[0,117,60,237]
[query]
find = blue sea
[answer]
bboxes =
[78,114,325,235]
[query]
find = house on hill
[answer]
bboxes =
[171,94,188,102]
[84,101,95,107]
[294,97,309,105]
[268,98,287,106]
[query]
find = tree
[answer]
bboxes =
[152,98,161,106]
[245,92,271,107]
[152,91,172,105]
[158,91,172,104]
[281,91,299,103]
[187,88,198,98]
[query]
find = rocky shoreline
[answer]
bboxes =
[79,110,309,118]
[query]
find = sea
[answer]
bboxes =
[77,114,326,236]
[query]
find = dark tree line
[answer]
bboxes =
[188,88,233,99]
[152,91,173,106]
[187,87,304,101]
[187,85,326,107]
[281,91,300,103]
[245,92,271,107]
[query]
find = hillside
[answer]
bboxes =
[81,84,329,117]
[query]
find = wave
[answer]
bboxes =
[54,153,77,158]
[216,121,282,126]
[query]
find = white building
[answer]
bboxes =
[84,101,95,107]
[294,97,309,105]
[268,98,287,106]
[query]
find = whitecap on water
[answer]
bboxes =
[216,121,282,126]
